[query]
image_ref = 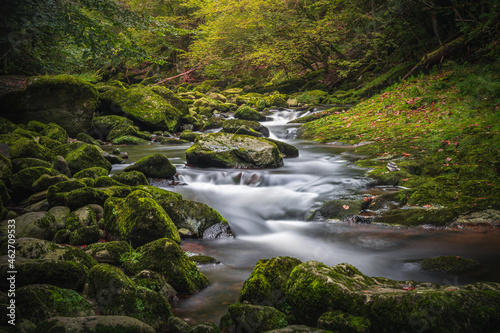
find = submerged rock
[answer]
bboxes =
[420,255,480,273]
[186,132,283,168]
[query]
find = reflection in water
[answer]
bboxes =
[107,109,500,325]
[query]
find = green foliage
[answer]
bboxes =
[120,242,143,265]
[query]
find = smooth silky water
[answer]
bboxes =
[107,109,500,325]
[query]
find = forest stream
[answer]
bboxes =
[106,108,500,325]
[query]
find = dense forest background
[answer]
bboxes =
[1,0,498,92]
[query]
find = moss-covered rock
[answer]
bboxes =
[189,255,221,265]
[159,199,230,238]
[40,123,68,144]
[264,93,288,108]
[420,255,481,273]
[234,125,264,137]
[52,155,71,177]
[112,135,151,145]
[51,142,112,174]
[52,229,71,243]
[9,166,60,200]
[67,206,97,231]
[132,185,183,202]
[85,240,130,264]
[47,180,87,206]
[263,139,299,158]
[309,200,362,221]
[296,90,328,105]
[99,85,187,132]
[91,115,134,140]
[161,137,191,145]
[0,75,99,137]
[202,117,224,131]
[77,132,101,146]
[112,170,149,186]
[0,179,9,206]
[102,190,180,247]
[94,176,126,187]
[0,212,57,240]
[36,316,156,333]
[221,303,289,333]
[16,284,95,324]
[0,116,18,133]
[11,157,52,173]
[13,237,97,269]
[57,187,109,210]
[133,270,178,303]
[107,123,152,142]
[124,153,176,179]
[180,129,201,142]
[234,105,266,121]
[32,174,70,192]
[0,133,50,160]
[222,119,270,137]
[88,263,173,329]
[69,225,101,246]
[239,257,302,309]
[374,207,460,227]
[0,256,87,291]
[186,132,283,168]
[285,261,500,331]
[0,153,12,183]
[317,311,370,333]
[73,167,109,179]
[125,238,209,294]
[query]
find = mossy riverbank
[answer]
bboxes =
[299,62,500,228]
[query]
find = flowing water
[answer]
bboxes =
[108,109,500,325]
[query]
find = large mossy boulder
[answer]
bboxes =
[234,105,266,121]
[125,238,210,294]
[112,170,149,186]
[285,261,500,331]
[0,75,99,137]
[37,316,156,333]
[40,123,69,144]
[51,142,112,174]
[102,190,181,247]
[0,133,50,160]
[87,264,173,329]
[222,119,270,137]
[91,115,134,140]
[99,85,188,132]
[239,257,302,309]
[159,199,231,238]
[186,132,283,168]
[124,153,176,179]
[0,256,87,291]
[16,284,95,324]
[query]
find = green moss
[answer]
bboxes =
[310,200,362,221]
[16,284,94,324]
[180,130,201,142]
[160,137,191,145]
[374,208,459,227]
[317,311,371,333]
[234,105,266,121]
[94,176,127,187]
[0,133,50,160]
[226,303,289,332]
[420,255,480,273]
[159,199,228,237]
[26,120,48,131]
[51,142,112,174]
[132,185,182,201]
[10,166,60,199]
[87,263,173,329]
[47,180,87,205]
[262,139,299,158]
[222,119,270,137]
[239,256,302,309]
[92,115,134,139]
[124,153,176,179]
[112,135,151,145]
[111,171,148,186]
[11,157,52,173]
[296,90,328,105]
[69,225,101,246]
[0,154,12,183]
[77,132,101,146]
[74,167,109,179]
[102,190,180,247]
[40,123,68,144]
[125,238,209,294]
[264,93,288,108]
[107,123,152,142]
